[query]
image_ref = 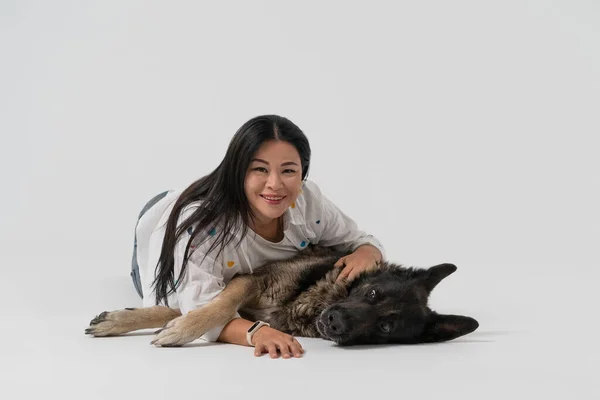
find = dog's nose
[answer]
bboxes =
[324,309,346,334]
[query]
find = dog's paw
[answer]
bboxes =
[85,308,136,336]
[150,315,202,347]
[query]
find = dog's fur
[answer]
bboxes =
[85,245,478,346]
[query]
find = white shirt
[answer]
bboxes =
[135,180,385,341]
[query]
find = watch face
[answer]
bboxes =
[248,321,261,333]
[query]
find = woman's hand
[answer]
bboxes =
[334,244,382,282]
[251,326,304,358]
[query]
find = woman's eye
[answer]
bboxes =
[380,322,391,333]
[253,167,268,173]
[283,169,297,174]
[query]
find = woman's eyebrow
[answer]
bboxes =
[251,158,299,167]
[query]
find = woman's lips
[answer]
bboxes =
[260,194,285,205]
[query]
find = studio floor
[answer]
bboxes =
[2,253,596,400]
[3,1,599,399]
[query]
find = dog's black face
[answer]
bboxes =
[316,263,478,346]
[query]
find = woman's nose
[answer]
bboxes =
[266,172,283,188]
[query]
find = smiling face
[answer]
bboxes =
[244,140,303,227]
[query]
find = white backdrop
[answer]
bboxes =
[1,1,598,399]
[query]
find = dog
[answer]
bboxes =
[85,245,479,347]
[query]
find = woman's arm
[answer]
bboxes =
[217,317,254,346]
[218,318,304,358]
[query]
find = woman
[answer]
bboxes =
[131,115,385,358]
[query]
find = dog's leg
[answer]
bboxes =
[151,276,254,347]
[85,306,181,336]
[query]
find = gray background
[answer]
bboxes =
[1,1,598,399]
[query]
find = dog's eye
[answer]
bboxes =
[367,289,377,299]
[380,322,391,333]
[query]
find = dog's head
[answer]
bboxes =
[316,263,478,346]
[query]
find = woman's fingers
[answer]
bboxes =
[253,336,304,358]
[290,337,304,357]
[267,343,279,358]
[333,256,346,268]
[336,265,353,282]
[279,343,292,359]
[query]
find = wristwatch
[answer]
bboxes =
[246,320,270,346]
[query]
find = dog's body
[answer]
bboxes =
[86,245,478,346]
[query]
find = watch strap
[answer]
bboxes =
[246,320,270,346]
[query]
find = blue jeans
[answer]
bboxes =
[130,191,169,299]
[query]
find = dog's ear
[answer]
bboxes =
[418,312,479,343]
[421,263,457,293]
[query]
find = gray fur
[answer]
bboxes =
[85,245,479,347]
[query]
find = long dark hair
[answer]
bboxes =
[152,115,311,306]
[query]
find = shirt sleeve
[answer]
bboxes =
[310,182,386,259]
[172,210,240,342]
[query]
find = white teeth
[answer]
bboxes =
[263,196,283,201]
